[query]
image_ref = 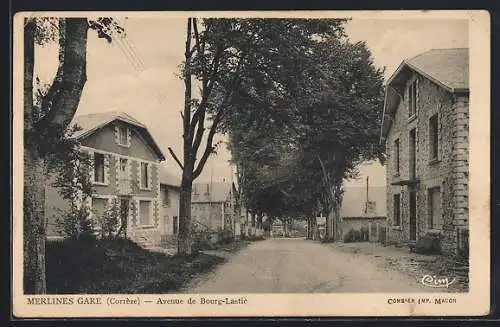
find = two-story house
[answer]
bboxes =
[380,48,469,256]
[45,111,166,249]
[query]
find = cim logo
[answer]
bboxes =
[420,275,457,288]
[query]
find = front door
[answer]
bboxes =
[409,190,417,241]
[119,198,129,237]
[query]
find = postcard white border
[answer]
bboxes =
[12,10,491,317]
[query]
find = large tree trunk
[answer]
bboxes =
[23,147,47,294]
[23,18,89,294]
[178,175,193,255]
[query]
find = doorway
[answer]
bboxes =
[409,190,417,241]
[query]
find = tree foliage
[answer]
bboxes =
[223,20,386,227]
[172,18,347,254]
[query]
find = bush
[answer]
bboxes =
[343,228,369,243]
[55,204,96,241]
[411,232,442,254]
[242,234,265,241]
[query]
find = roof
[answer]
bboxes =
[159,165,181,188]
[380,48,469,141]
[192,182,235,203]
[340,185,387,218]
[70,111,165,161]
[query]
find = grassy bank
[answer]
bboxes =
[46,237,242,294]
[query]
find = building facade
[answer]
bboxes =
[158,166,181,248]
[191,182,238,236]
[340,160,387,242]
[380,48,469,255]
[46,111,166,249]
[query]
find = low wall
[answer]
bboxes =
[341,216,387,242]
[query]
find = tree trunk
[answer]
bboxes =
[178,173,193,255]
[325,210,334,240]
[23,18,89,294]
[256,213,263,229]
[333,197,342,240]
[24,147,47,294]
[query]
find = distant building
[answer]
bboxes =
[158,166,181,248]
[380,48,469,255]
[191,182,238,235]
[340,160,387,242]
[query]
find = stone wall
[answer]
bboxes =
[385,73,469,255]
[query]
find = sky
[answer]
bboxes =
[33,15,469,185]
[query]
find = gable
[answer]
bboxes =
[80,122,159,162]
[380,48,469,142]
[70,111,165,161]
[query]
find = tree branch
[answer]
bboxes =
[192,18,207,84]
[183,18,193,164]
[168,147,184,170]
[188,44,224,143]
[35,18,89,131]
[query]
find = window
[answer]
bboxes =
[409,129,417,179]
[394,139,400,175]
[161,187,170,206]
[428,187,441,229]
[139,200,152,225]
[94,153,105,183]
[119,158,128,176]
[393,194,401,226]
[92,197,107,221]
[118,126,128,146]
[140,162,150,189]
[429,114,439,161]
[173,216,178,234]
[408,79,418,118]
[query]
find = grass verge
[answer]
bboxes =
[46,237,229,294]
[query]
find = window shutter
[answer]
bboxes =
[114,125,120,144]
[127,128,131,146]
[89,151,95,182]
[114,155,120,192]
[148,164,153,189]
[104,154,110,184]
[128,159,134,192]
[415,78,419,113]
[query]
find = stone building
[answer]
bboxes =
[380,48,469,256]
[191,181,239,238]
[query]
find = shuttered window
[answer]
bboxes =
[94,153,105,183]
[429,114,439,160]
[393,194,401,226]
[408,79,418,118]
[139,200,151,226]
[428,187,441,229]
[141,162,149,189]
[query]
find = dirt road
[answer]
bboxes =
[185,238,445,293]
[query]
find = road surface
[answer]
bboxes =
[185,238,443,293]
